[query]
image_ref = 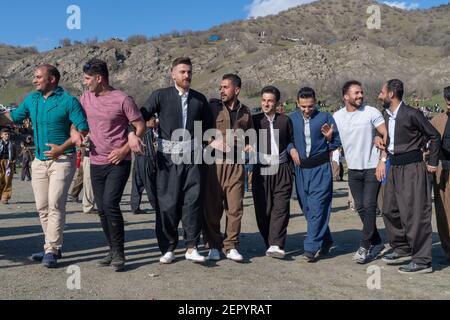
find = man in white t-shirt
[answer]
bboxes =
[333,80,388,264]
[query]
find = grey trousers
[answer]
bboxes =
[382,161,433,265]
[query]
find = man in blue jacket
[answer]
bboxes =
[288,87,341,262]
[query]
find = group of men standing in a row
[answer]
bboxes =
[1,56,449,275]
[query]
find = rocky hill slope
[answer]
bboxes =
[1,0,449,107]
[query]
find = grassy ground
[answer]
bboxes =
[0,85,33,105]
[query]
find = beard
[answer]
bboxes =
[222,94,236,106]
[350,98,363,108]
[175,78,191,90]
[382,100,391,109]
[221,95,230,102]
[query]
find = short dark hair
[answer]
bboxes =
[386,79,404,100]
[38,64,61,84]
[172,57,192,69]
[342,80,362,96]
[261,86,281,102]
[297,87,316,100]
[222,74,242,88]
[444,86,450,102]
[83,59,109,81]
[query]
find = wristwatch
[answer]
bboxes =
[380,157,387,163]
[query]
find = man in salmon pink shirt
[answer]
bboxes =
[80,59,145,272]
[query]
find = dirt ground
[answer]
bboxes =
[1,174,449,300]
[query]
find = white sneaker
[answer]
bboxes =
[266,246,286,259]
[353,247,369,264]
[226,249,244,262]
[185,249,206,263]
[207,249,221,261]
[159,251,175,264]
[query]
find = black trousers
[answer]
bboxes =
[156,152,202,254]
[91,161,131,252]
[382,162,433,265]
[131,155,150,211]
[348,169,382,249]
[252,163,293,250]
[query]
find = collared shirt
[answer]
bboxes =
[10,87,89,161]
[303,116,312,157]
[175,85,189,129]
[265,113,279,156]
[386,102,403,155]
[227,105,239,128]
[0,140,11,160]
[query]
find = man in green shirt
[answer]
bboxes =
[0,64,88,268]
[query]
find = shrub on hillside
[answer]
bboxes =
[127,35,148,45]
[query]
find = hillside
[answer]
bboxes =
[0,0,449,107]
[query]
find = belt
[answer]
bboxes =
[300,151,330,169]
[157,139,199,154]
[388,150,422,166]
[259,150,289,166]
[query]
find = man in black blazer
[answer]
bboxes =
[141,57,213,264]
[378,79,441,274]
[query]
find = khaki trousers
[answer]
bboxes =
[203,163,245,253]
[331,161,340,181]
[82,157,95,213]
[31,155,76,254]
[0,159,13,201]
[69,165,83,198]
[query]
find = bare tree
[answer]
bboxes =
[85,37,98,46]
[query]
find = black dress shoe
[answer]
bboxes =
[111,250,126,272]
[398,262,433,274]
[132,208,146,215]
[303,251,319,263]
[382,251,412,265]
[319,242,334,256]
[97,251,113,267]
